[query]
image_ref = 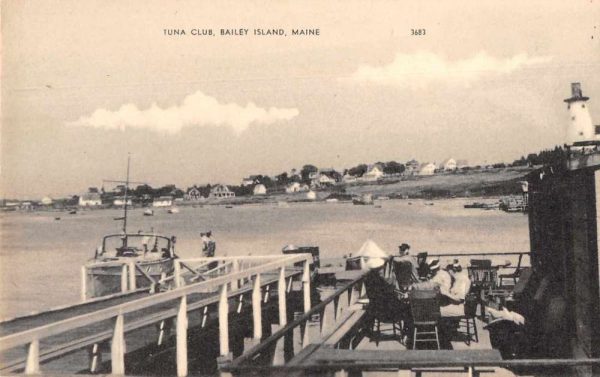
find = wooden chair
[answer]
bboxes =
[392,259,417,292]
[409,290,441,349]
[458,293,479,345]
[364,270,408,345]
[468,259,498,289]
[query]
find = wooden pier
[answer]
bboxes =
[0,254,313,375]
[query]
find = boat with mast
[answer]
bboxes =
[83,155,177,299]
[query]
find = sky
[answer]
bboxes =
[1,0,599,199]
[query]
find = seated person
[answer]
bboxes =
[392,243,419,283]
[411,259,452,296]
[440,262,472,317]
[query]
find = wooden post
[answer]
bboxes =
[174,261,182,288]
[252,274,262,340]
[302,260,311,347]
[278,267,287,326]
[219,284,229,356]
[89,343,101,373]
[120,265,128,293]
[111,314,125,375]
[81,266,87,302]
[201,306,209,328]
[302,260,311,313]
[25,339,39,374]
[176,296,188,377]
[320,305,328,336]
[231,259,239,290]
[236,294,244,313]
[128,262,136,291]
[157,320,166,345]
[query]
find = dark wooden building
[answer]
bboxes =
[527,151,599,363]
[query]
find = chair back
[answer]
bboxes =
[345,257,362,271]
[409,290,440,323]
[364,270,404,320]
[416,252,429,278]
[393,260,416,289]
[464,293,478,317]
[468,259,497,289]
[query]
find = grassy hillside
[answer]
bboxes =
[344,167,533,199]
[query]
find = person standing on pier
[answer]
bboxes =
[201,231,219,270]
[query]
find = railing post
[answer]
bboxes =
[278,267,287,326]
[302,260,311,347]
[302,260,311,314]
[88,343,101,373]
[111,313,125,375]
[120,265,128,293]
[81,266,87,302]
[128,262,136,291]
[201,306,209,328]
[157,320,166,345]
[174,261,182,288]
[219,284,230,357]
[24,339,39,374]
[252,274,262,340]
[176,296,188,377]
[231,259,239,290]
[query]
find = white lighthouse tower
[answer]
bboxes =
[564,82,596,144]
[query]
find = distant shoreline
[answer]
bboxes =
[2,167,533,213]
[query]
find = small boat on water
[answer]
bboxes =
[84,233,176,298]
[68,209,77,215]
[167,207,180,214]
[352,193,374,205]
[84,156,176,299]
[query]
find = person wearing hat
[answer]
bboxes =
[411,259,452,297]
[392,243,419,283]
[439,261,473,317]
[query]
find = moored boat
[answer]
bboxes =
[84,233,175,298]
[352,193,374,205]
[143,208,154,216]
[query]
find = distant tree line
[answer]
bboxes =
[511,146,566,168]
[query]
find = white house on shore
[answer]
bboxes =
[405,159,420,175]
[185,187,204,201]
[41,196,54,206]
[79,193,102,206]
[210,184,235,199]
[253,184,267,195]
[153,196,173,207]
[311,173,336,187]
[286,182,301,193]
[113,197,132,206]
[361,164,384,181]
[418,162,437,176]
[440,158,457,171]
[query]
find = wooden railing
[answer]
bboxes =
[229,272,368,368]
[0,254,312,376]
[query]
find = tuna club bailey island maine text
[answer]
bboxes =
[163,28,320,36]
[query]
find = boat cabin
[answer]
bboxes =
[95,233,174,260]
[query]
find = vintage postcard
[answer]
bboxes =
[1,1,599,376]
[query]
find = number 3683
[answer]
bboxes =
[411,29,426,36]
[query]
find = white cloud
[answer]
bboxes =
[69,91,299,135]
[351,51,551,87]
